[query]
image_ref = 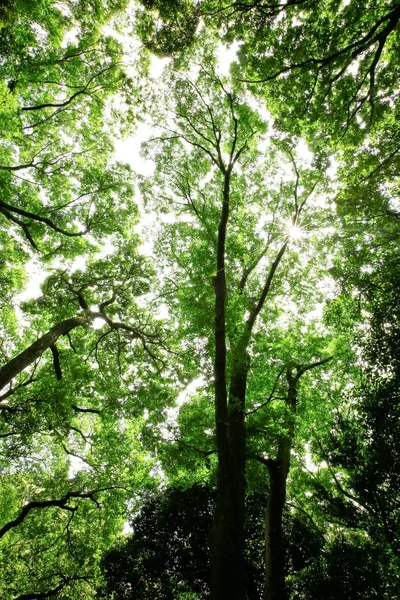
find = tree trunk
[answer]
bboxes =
[211,171,248,600]
[264,449,290,600]
[264,369,297,600]
[210,361,248,600]
[211,356,249,600]
[210,152,290,598]
[263,359,331,599]
[0,316,92,391]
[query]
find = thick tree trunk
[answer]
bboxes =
[264,369,297,600]
[211,466,244,600]
[0,316,92,391]
[211,359,249,600]
[211,366,248,600]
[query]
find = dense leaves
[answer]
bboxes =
[1,1,400,598]
[102,486,327,600]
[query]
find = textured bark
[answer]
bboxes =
[211,355,250,600]
[264,461,288,600]
[0,316,92,391]
[211,175,291,598]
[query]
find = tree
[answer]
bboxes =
[0,242,162,393]
[201,1,399,136]
[2,2,399,598]
[102,485,326,599]
[0,236,174,597]
[139,1,400,215]
[0,4,170,596]
[102,485,215,600]
[134,1,400,133]
[0,0,138,269]
[259,358,331,599]
[134,0,199,55]
[312,223,400,597]
[140,51,339,599]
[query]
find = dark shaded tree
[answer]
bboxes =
[101,485,327,599]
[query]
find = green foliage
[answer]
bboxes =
[135,0,199,55]
[1,1,400,598]
[102,485,327,599]
[205,1,400,140]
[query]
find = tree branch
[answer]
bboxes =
[0,200,90,240]
[13,576,87,600]
[50,344,62,381]
[71,405,101,415]
[246,366,285,416]
[294,356,333,382]
[243,5,400,84]
[0,487,120,539]
[247,453,274,471]
[0,316,92,391]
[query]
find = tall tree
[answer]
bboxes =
[0,0,138,267]
[141,52,337,599]
[3,2,399,597]
[260,358,331,599]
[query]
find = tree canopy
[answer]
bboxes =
[0,1,399,599]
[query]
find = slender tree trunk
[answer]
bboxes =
[0,316,92,391]
[264,368,297,600]
[264,446,291,600]
[211,170,248,600]
[264,360,331,599]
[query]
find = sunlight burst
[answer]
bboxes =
[287,224,304,240]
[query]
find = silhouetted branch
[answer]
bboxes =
[50,344,62,380]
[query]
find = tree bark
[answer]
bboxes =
[211,352,250,600]
[0,316,92,391]
[211,175,291,599]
